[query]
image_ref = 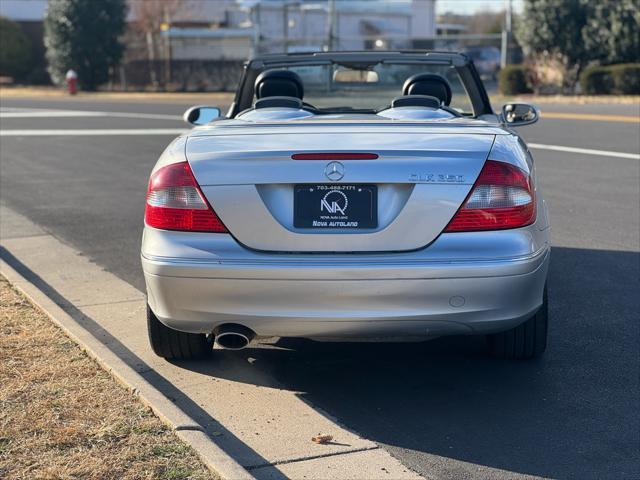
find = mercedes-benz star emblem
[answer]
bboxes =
[324,161,345,181]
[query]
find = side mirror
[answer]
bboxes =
[500,103,539,126]
[183,106,221,126]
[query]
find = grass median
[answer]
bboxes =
[0,278,217,480]
[0,86,235,105]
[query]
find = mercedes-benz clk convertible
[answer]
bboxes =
[142,51,550,361]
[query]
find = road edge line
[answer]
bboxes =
[540,112,640,123]
[528,143,640,160]
[0,258,255,480]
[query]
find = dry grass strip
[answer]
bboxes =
[0,87,235,104]
[0,278,217,480]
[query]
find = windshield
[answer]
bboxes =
[254,62,473,115]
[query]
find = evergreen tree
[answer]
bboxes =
[0,16,32,79]
[44,0,126,90]
[582,0,640,65]
[518,0,640,89]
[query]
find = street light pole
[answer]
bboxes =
[500,0,512,68]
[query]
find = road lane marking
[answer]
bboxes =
[0,128,188,136]
[2,128,638,160]
[97,111,181,121]
[0,108,181,121]
[529,143,640,160]
[3,108,638,123]
[541,112,639,123]
[1,110,106,118]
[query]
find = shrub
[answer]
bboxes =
[0,16,31,79]
[580,65,614,94]
[499,65,532,95]
[609,64,640,94]
[523,53,567,94]
[580,64,640,94]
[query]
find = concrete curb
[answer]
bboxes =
[0,205,424,480]
[0,260,255,480]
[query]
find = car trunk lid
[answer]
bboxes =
[186,125,496,252]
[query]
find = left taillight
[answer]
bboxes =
[144,161,227,233]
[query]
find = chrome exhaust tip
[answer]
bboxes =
[215,324,255,350]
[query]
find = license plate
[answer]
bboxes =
[294,184,378,229]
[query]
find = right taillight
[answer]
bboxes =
[444,160,536,232]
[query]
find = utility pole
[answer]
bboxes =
[146,30,158,89]
[253,3,261,55]
[283,2,288,52]
[163,6,171,87]
[500,0,512,68]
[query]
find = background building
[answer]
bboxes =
[0,0,503,89]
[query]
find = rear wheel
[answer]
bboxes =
[487,286,548,360]
[147,305,213,360]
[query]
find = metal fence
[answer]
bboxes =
[115,32,513,92]
[119,59,244,92]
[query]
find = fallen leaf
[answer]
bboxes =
[311,434,333,444]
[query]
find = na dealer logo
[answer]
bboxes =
[320,190,348,215]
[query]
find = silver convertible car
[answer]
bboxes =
[142,51,550,361]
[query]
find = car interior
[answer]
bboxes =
[240,68,462,119]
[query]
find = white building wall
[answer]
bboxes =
[411,0,437,39]
[247,0,436,53]
[334,11,414,50]
[170,36,252,60]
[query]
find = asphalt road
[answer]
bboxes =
[1,96,638,479]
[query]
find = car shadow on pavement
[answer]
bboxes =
[178,246,639,480]
[0,246,289,479]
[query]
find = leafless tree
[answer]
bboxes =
[128,0,196,88]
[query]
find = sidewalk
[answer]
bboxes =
[0,205,423,480]
[0,278,217,480]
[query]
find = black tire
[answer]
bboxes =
[147,304,212,360]
[487,286,548,360]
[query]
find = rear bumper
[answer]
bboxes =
[142,225,550,338]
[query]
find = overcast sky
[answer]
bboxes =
[436,0,523,15]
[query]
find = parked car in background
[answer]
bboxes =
[141,51,549,361]
[464,46,501,80]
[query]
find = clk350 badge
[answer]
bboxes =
[409,173,465,183]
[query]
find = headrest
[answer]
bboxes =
[254,97,303,109]
[402,74,452,106]
[255,70,304,100]
[391,95,440,109]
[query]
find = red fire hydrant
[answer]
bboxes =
[65,69,78,95]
